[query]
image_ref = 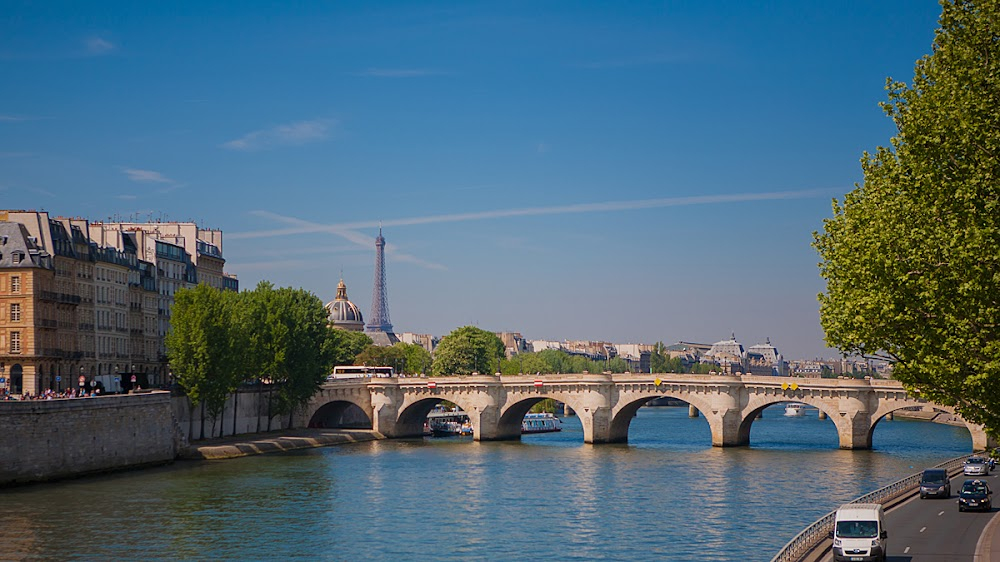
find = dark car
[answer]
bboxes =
[919,468,951,499]
[958,479,993,512]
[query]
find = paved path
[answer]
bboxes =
[977,500,1000,561]
[179,428,384,460]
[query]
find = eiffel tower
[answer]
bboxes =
[366,227,397,344]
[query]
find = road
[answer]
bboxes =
[820,470,997,561]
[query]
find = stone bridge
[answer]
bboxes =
[301,373,992,450]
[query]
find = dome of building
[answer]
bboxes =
[747,338,780,365]
[326,279,364,331]
[706,333,745,359]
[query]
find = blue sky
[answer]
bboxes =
[1,1,943,359]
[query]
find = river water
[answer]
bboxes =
[1,405,971,561]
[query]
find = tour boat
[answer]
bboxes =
[427,411,473,436]
[784,403,806,417]
[522,412,563,434]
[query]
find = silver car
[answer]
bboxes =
[964,457,990,476]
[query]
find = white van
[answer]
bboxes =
[831,503,887,562]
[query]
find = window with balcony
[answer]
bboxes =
[10,303,20,322]
[11,331,21,353]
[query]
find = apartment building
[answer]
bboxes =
[0,211,237,396]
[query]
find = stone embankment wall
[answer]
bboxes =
[892,407,968,428]
[172,388,290,442]
[0,392,178,486]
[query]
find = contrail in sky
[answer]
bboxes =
[230,188,837,241]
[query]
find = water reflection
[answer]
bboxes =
[0,406,972,561]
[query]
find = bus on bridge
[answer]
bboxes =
[327,366,394,380]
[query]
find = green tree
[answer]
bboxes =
[499,353,551,375]
[329,329,373,367]
[687,362,716,374]
[166,284,243,438]
[267,287,337,423]
[432,326,505,375]
[397,342,433,375]
[354,341,431,375]
[355,343,406,372]
[530,398,558,413]
[814,0,1000,435]
[650,342,687,373]
[536,349,570,373]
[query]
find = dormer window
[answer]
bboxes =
[12,251,23,264]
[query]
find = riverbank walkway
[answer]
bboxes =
[180,428,384,460]
[977,509,1000,561]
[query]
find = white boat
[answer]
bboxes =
[427,411,473,436]
[784,403,806,417]
[522,412,562,434]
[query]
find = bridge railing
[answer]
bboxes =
[770,454,970,562]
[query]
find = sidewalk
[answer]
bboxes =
[179,428,384,460]
[976,509,1000,561]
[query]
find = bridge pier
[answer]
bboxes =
[470,406,504,441]
[838,411,873,450]
[968,424,994,452]
[583,407,616,444]
[688,404,699,418]
[714,409,746,447]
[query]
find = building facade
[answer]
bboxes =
[0,211,237,396]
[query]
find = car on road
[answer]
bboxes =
[919,468,951,499]
[964,456,990,476]
[958,479,993,512]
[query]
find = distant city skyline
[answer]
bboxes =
[0,1,945,359]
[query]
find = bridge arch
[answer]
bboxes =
[495,394,591,441]
[396,394,483,439]
[737,395,845,448]
[867,402,982,451]
[609,392,717,444]
[308,400,372,429]
[303,383,375,431]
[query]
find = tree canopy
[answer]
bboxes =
[167,281,339,430]
[432,326,505,375]
[814,0,1000,435]
[329,330,373,367]
[165,284,243,420]
[354,341,432,374]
